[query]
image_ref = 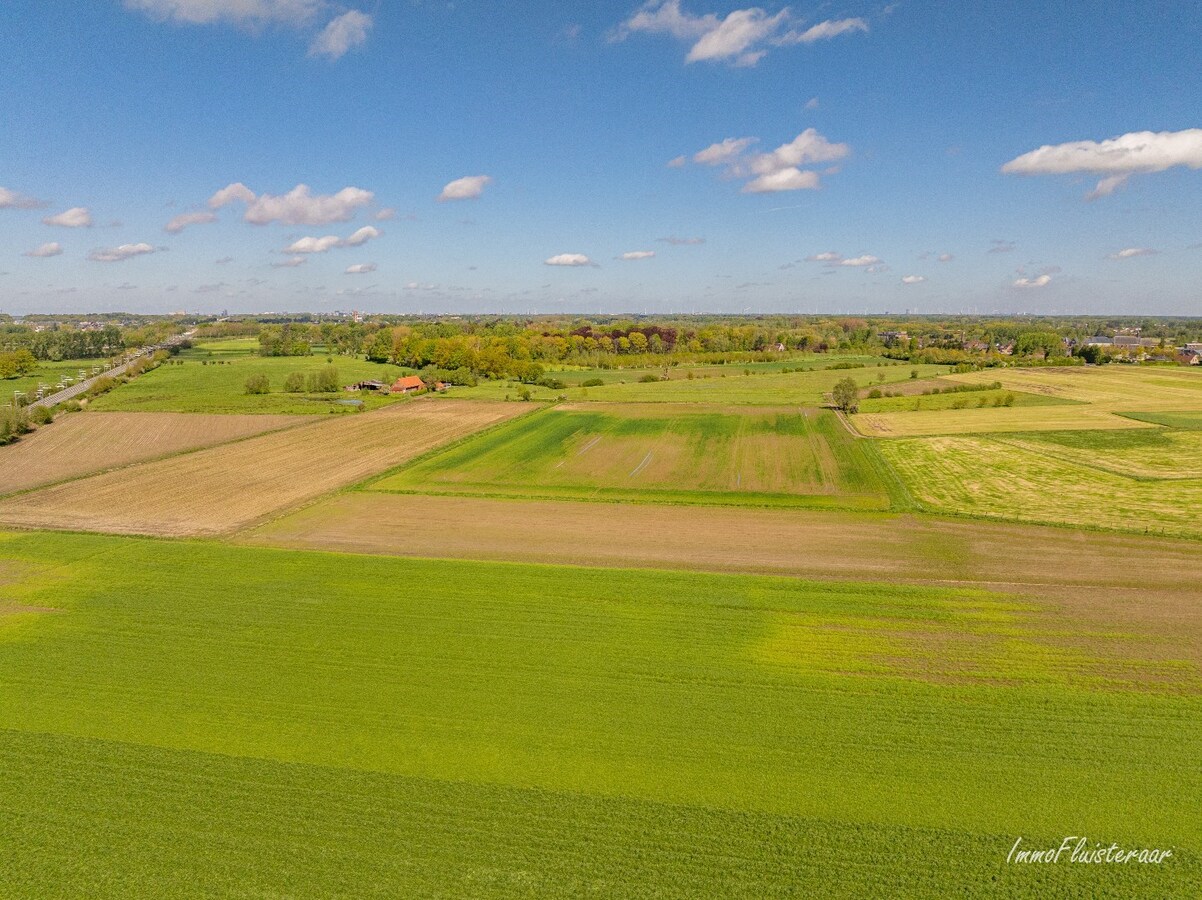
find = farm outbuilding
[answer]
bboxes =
[392,376,427,394]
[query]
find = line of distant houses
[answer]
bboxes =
[879,329,1200,364]
[344,375,450,394]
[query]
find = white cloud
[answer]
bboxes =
[806,251,841,262]
[901,274,926,284]
[1108,247,1157,259]
[43,207,92,228]
[544,253,593,266]
[839,255,881,267]
[1013,274,1052,288]
[686,7,788,65]
[693,137,757,165]
[209,183,374,225]
[614,2,868,67]
[286,235,342,253]
[88,242,156,263]
[804,96,819,111]
[742,167,819,193]
[123,0,323,27]
[1001,129,1202,199]
[284,224,380,254]
[375,207,397,221]
[620,250,656,260]
[165,210,217,233]
[0,187,45,210]
[344,225,380,246]
[749,128,850,175]
[938,253,954,262]
[345,262,377,274]
[667,155,688,168]
[779,17,868,45]
[682,127,849,193]
[658,236,705,245]
[309,10,372,59]
[438,175,492,201]
[271,255,308,268]
[23,242,63,258]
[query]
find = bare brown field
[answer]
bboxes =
[0,412,305,496]
[245,492,1202,592]
[0,400,527,536]
[244,493,1202,670]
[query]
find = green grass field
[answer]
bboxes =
[90,340,411,414]
[0,531,1196,897]
[879,428,1202,539]
[449,360,948,405]
[369,403,905,510]
[857,386,1074,414]
[2,356,112,404]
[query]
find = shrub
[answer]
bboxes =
[581,378,604,387]
[283,372,306,393]
[305,366,339,393]
[244,374,271,395]
[639,374,659,383]
[29,405,54,425]
[0,405,31,444]
[867,388,882,399]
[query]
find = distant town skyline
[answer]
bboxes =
[1,1,1200,315]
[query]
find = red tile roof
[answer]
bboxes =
[392,375,426,391]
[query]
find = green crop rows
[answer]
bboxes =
[0,531,1197,897]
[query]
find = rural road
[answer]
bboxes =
[25,331,194,410]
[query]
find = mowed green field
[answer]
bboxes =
[880,428,1202,539]
[449,360,948,405]
[370,404,905,509]
[0,531,1197,897]
[90,340,410,414]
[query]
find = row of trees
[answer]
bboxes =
[0,325,124,361]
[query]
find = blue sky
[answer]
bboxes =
[1,0,1200,315]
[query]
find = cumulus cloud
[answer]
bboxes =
[901,274,926,284]
[309,9,372,59]
[284,225,380,254]
[1001,129,1202,200]
[345,262,376,274]
[88,242,156,263]
[1013,274,1052,288]
[165,210,217,234]
[620,250,656,260]
[614,2,869,67]
[1108,247,1157,259]
[680,127,849,193]
[0,187,46,210]
[805,251,882,267]
[658,236,705,245]
[23,242,63,258]
[839,255,881,267]
[43,207,92,228]
[438,175,492,201]
[209,182,373,225]
[743,167,819,193]
[544,253,593,266]
[693,137,757,165]
[271,255,308,268]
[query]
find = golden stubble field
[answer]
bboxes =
[0,400,529,536]
[0,411,305,496]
